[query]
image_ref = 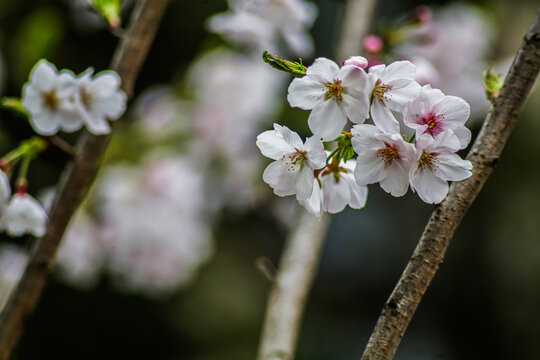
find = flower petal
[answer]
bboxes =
[379,160,410,196]
[306,58,339,83]
[321,175,350,213]
[410,167,449,204]
[308,99,347,140]
[263,161,296,197]
[434,154,472,181]
[370,100,400,134]
[295,166,315,201]
[256,128,296,160]
[354,151,385,185]
[287,76,326,110]
[432,96,470,126]
[387,81,421,111]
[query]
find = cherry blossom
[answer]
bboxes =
[287,58,370,140]
[21,60,83,135]
[403,85,471,149]
[257,124,326,201]
[367,61,421,134]
[0,193,47,237]
[410,131,472,204]
[351,124,416,197]
[301,158,368,217]
[343,56,368,69]
[75,68,127,135]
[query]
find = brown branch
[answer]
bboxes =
[0,0,170,358]
[361,10,540,360]
[256,1,378,359]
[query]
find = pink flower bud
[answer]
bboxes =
[415,6,432,23]
[342,56,368,69]
[363,35,383,53]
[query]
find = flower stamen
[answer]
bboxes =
[42,90,58,110]
[377,143,400,162]
[371,79,393,104]
[325,80,344,102]
[281,149,306,172]
[418,112,444,136]
[418,150,436,170]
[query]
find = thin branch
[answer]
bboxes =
[256,212,330,360]
[257,1,378,358]
[361,10,540,360]
[0,1,170,358]
[335,0,377,61]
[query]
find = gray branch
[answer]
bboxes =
[361,9,540,360]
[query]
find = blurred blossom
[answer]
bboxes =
[187,49,284,208]
[96,156,213,297]
[396,5,494,118]
[132,86,191,138]
[0,244,28,311]
[207,0,318,56]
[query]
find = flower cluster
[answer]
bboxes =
[257,55,473,217]
[22,59,127,136]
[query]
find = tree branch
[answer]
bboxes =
[256,1,378,359]
[335,0,377,61]
[361,9,540,360]
[0,1,170,358]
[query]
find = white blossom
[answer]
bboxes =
[257,124,326,201]
[403,85,471,149]
[0,193,47,237]
[301,158,368,217]
[351,124,416,197]
[75,68,127,135]
[410,131,472,204]
[21,60,83,135]
[367,60,421,134]
[288,58,370,140]
[0,244,28,311]
[0,170,11,205]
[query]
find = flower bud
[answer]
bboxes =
[342,56,368,69]
[363,35,383,53]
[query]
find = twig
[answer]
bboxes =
[47,136,75,157]
[361,10,540,360]
[0,0,170,358]
[335,0,377,61]
[256,212,330,360]
[256,1,377,359]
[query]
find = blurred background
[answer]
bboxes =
[0,0,539,359]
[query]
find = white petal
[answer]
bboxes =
[351,124,383,151]
[452,126,472,149]
[263,161,296,197]
[87,71,122,95]
[304,137,326,169]
[308,99,347,140]
[83,113,111,135]
[410,167,449,204]
[257,129,296,160]
[370,100,400,134]
[354,152,385,185]
[387,81,421,112]
[321,175,350,213]
[295,166,315,201]
[300,180,322,218]
[343,173,367,209]
[342,93,369,124]
[92,91,127,120]
[30,113,60,135]
[435,154,472,181]
[432,96,470,126]
[287,76,326,110]
[30,60,57,91]
[275,123,304,148]
[379,160,410,197]
[338,65,368,90]
[0,171,11,205]
[306,58,339,83]
[381,61,416,86]
[430,130,461,153]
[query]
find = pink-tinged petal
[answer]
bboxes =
[321,175,350,213]
[306,58,339,83]
[308,99,347,140]
[287,76,326,110]
[381,61,416,85]
[342,93,369,123]
[451,126,472,149]
[30,113,60,135]
[434,154,472,181]
[410,167,448,204]
[379,160,410,196]
[343,173,368,209]
[387,81,421,111]
[343,56,368,69]
[432,96,470,125]
[368,64,385,78]
[351,124,382,151]
[300,180,323,218]
[415,133,435,152]
[338,65,368,90]
[370,100,400,134]
[262,161,296,197]
[256,129,296,160]
[295,166,315,201]
[421,84,446,104]
[30,60,57,91]
[354,151,385,185]
[274,123,303,148]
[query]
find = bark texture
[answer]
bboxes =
[361,10,540,360]
[0,1,169,358]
